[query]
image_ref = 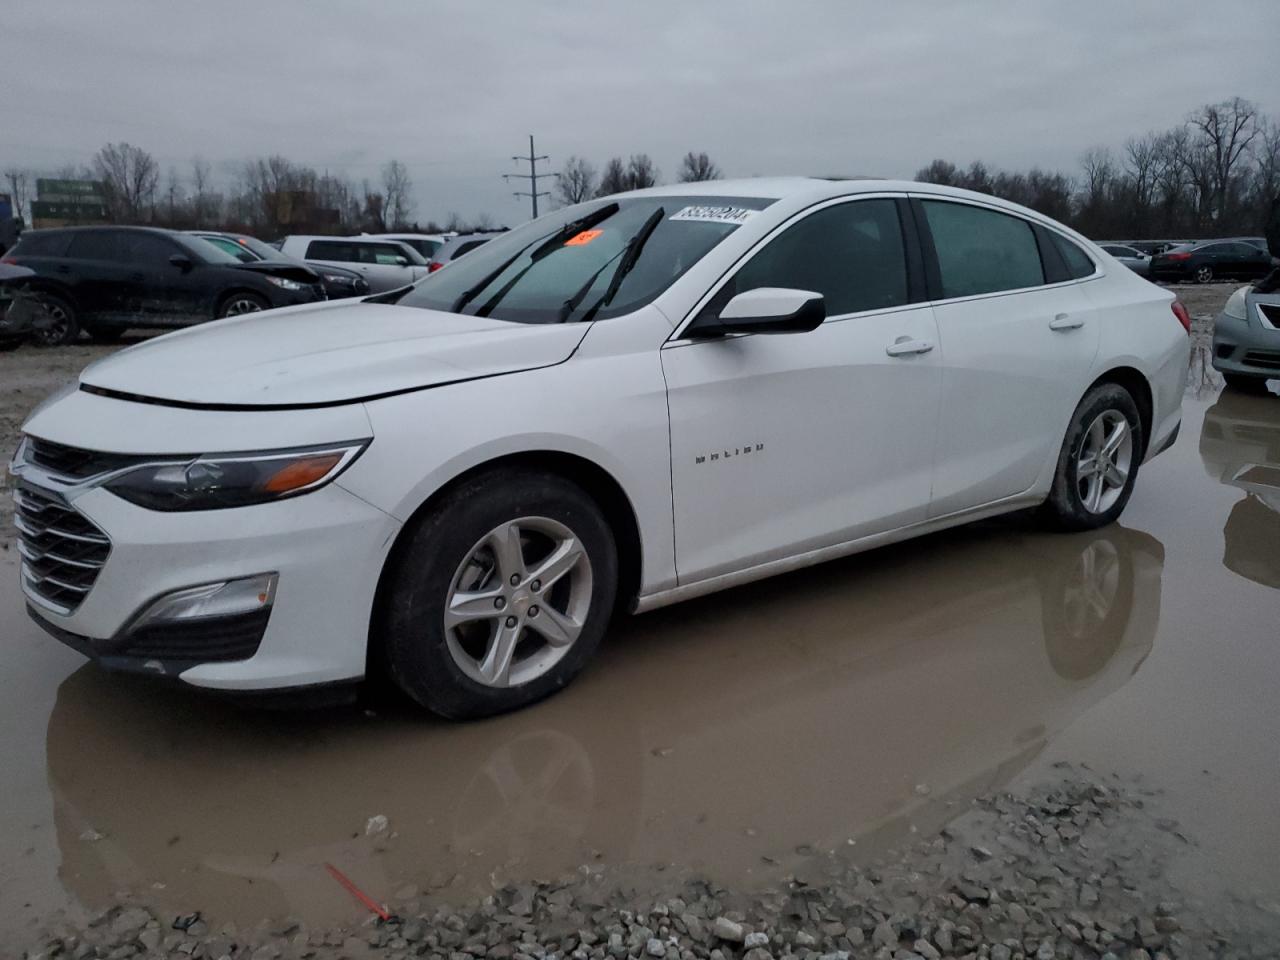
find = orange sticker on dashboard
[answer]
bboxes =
[565,230,602,246]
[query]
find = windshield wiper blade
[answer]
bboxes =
[449,202,619,315]
[576,206,665,324]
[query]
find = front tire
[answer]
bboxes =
[1041,383,1144,531]
[379,469,618,719]
[217,292,268,318]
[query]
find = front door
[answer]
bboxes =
[123,233,205,324]
[662,196,942,585]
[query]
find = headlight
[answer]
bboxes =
[104,442,367,511]
[264,275,306,291]
[1222,285,1251,321]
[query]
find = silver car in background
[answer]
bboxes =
[1100,243,1151,277]
[279,235,429,292]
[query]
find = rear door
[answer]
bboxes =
[355,241,420,291]
[61,230,133,321]
[913,197,1100,517]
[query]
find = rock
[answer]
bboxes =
[991,946,1012,960]
[366,814,389,835]
[645,938,666,958]
[1035,940,1056,960]
[913,938,941,960]
[109,908,152,937]
[743,949,772,960]
[744,932,769,950]
[794,931,817,947]
[712,918,745,943]
[970,845,994,861]
[137,928,160,952]
[404,921,428,942]
[872,922,896,948]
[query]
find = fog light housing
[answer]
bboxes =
[129,573,278,630]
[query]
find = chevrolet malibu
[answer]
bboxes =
[10,179,1191,718]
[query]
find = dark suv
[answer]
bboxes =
[2,226,326,344]
[1149,239,1276,285]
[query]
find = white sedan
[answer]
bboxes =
[11,178,1190,717]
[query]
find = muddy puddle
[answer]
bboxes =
[3,377,1280,944]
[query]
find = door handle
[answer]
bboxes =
[1049,313,1084,331]
[885,337,935,357]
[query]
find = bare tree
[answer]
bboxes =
[474,212,494,231]
[1124,133,1160,216]
[913,159,961,185]
[597,157,628,197]
[94,142,159,221]
[1254,118,1280,208]
[190,157,220,226]
[361,180,386,233]
[1187,97,1260,223]
[555,156,597,205]
[3,168,32,222]
[678,151,721,182]
[626,154,660,189]
[382,160,415,229]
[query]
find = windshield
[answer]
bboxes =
[236,235,287,261]
[182,235,244,265]
[399,196,775,323]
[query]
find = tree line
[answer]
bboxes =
[2,149,495,237]
[916,97,1279,240]
[4,96,1277,243]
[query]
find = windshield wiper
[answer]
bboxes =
[450,202,619,315]
[575,206,665,324]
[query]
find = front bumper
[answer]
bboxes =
[17,480,401,690]
[1212,307,1280,379]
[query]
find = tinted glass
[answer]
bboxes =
[922,200,1044,297]
[723,199,909,316]
[1051,233,1096,279]
[400,195,776,324]
[363,243,410,265]
[392,237,441,257]
[203,236,255,261]
[451,239,488,258]
[307,240,355,261]
[66,230,127,261]
[12,232,71,257]
[124,233,179,266]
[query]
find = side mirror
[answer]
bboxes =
[395,256,409,267]
[169,254,193,272]
[691,287,825,337]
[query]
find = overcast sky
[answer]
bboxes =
[6,0,1280,226]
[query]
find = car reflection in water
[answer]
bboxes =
[1200,388,1280,590]
[46,522,1163,928]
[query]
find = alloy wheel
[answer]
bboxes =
[33,301,72,346]
[222,297,264,317]
[1195,265,1213,283]
[443,516,593,688]
[1075,410,1134,514]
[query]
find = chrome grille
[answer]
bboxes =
[13,486,111,614]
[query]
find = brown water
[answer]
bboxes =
[3,379,1279,944]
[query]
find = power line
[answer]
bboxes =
[503,135,551,219]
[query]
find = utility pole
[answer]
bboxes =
[504,135,551,220]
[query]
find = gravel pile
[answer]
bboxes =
[21,772,1279,960]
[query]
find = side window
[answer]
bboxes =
[124,234,179,267]
[306,240,354,261]
[12,232,72,257]
[452,239,489,258]
[922,201,1044,298]
[1051,233,1096,280]
[718,198,910,317]
[66,230,127,261]
[366,243,409,265]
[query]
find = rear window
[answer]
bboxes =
[922,200,1044,298]
[1051,233,1097,279]
[449,239,489,259]
[306,240,355,262]
[11,231,71,257]
[393,238,441,257]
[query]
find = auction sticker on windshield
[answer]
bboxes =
[565,230,603,246]
[669,205,759,225]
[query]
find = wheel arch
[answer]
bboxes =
[366,449,645,672]
[24,279,79,312]
[1086,365,1154,458]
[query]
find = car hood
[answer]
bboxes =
[78,301,590,408]
[231,260,320,283]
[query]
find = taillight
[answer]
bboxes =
[1171,300,1191,335]
[428,261,444,273]
[1165,252,1191,262]
[0,255,17,265]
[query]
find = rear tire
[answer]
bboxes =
[30,294,79,346]
[1222,372,1273,395]
[378,468,618,719]
[1041,383,1144,531]
[1194,265,1214,284]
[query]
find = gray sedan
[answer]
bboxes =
[1214,285,1280,394]
[1100,243,1151,277]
